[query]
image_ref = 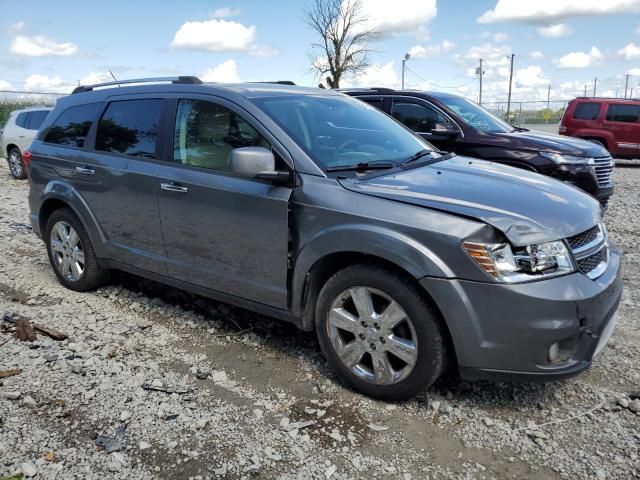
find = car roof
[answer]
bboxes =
[573,97,640,104]
[339,88,464,100]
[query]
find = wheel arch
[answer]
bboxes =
[6,143,20,157]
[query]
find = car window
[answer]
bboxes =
[16,112,29,128]
[392,101,451,133]
[253,95,432,170]
[43,103,102,148]
[605,104,640,123]
[95,99,163,158]
[435,96,513,133]
[173,99,270,171]
[26,110,49,130]
[359,97,385,111]
[573,102,600,120]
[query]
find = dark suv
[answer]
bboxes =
[344,89,614,207]
[27,77,622,400]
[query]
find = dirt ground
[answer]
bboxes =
[0,160,638,480]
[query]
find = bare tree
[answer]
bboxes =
[303,0,378,88]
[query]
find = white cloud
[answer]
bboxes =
[10,34,79,57]
[627,67,640,75]
[555,46,602,68]
[359,0,437,35]
[478,0,640,24]
[79,72,113,85]
[408,40,455,59]
[201,59,241,83]
[8,21,25,34]
[492,32,509,42]
[529,51,545,59]
[170,18,276,57]
[0,80,13,90]
[618,42,640,60]
[210,7,241,18]
[345,61,399,88]
[515,65,548,87]
[538,23,573,37]
[24,74,74,93]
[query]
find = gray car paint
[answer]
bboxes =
[27,82,622,381]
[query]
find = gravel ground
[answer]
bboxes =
[0,161,638,480]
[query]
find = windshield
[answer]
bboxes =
[437,96,513,133]
[252,94,434,170]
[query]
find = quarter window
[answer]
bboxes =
[392,101,450,133]
[173,99,269,171]
[43,103,101,148]
[26,110,49,130]
[605,104,640,123]
[95,99,163,158]
[572,102,600,120]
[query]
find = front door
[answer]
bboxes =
[391,98,459,151]
[157,97,292,309]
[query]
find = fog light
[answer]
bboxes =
[547,342,560,363]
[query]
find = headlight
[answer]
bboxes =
[462,240,575,283]
[539,151,589,165]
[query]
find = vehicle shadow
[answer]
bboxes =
[111,270,563,412]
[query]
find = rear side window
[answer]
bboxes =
[43,103,101,148]
[95,99,163,159]
[26,110,49,130]
[605,104,640,123]
[15,112,28,128]
[572,102,600,120]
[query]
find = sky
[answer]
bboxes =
[1,0,640,105]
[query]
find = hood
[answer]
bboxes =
[494,130,609,157]
[340,156,601,246]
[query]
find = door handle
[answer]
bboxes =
[160,182,188,193]
[75,166,95,175]
[18,135,26,138]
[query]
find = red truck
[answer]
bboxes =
[560,97,640,158]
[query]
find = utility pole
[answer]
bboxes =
[593,78,597,97]
[584,85,587,96]
[624,74,630,99]
[476,58,484,105]
[401,53,410,90]
[547,84,551,110]
[505,53,515,122]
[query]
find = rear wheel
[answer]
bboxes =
[315,264,445,400]
[45,208,109,291]
[7,148,26,180]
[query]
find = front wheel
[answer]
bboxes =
[315,265,445,401]
[7,148,27,180]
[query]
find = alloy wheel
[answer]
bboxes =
[326,286,418,386]
[50,221,85,281]
[8,151,23,178]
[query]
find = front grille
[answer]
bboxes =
[576,248,606,275]
[593,157,613,187]
[567,225,599,250]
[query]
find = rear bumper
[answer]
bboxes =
[421,246,623,382]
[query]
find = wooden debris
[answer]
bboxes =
[15,318,36,342]
[0,368,22,379]
[2,311,68,341]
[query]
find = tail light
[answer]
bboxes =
[558,126,567,134]
[22,150,32,169]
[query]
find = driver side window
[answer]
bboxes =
[392,100,450,133]
[174,99,270,171]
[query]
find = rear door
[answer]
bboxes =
[156,96,292,309]
[603,103,640,156]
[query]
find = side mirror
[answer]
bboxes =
[227,147,290,183]
[430,123,459,137]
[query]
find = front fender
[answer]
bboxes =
[290,224,454,322]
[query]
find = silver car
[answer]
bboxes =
[1,106,52,179]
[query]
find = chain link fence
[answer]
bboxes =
[0,91,64,129]
[482,100,570,132]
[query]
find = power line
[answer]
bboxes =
[404,67,476,89]
[0,89,65,95]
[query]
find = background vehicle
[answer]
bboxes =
[27,77,622,400]
[0,106,52,179]
[560,97,640,159]
[344,89,614,207]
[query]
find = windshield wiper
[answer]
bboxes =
[325,161,397,173]
[399,149,454,167]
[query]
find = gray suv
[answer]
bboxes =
[27,77,622,400]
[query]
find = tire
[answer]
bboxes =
[7,147,27,180]
[45,208,109,291]
[315,264,445,401]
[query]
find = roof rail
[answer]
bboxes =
[370,87,396,93]
[248,81,297,85]
[72,76,202,94]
